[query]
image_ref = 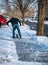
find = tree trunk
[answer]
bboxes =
[37,0,46,36]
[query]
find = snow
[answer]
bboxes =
[20,25,36,38]
[25,18,48,25]
[0,24,48,65]
[0,25,18,64]
[0,9,6,14]
[44,21,48,25]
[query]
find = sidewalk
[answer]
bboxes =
[0,25,48,65]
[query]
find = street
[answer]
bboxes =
[25,22,48,36]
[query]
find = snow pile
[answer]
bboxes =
[0,26,18,63]
[44,21,48,25]
[37,36,48,46]
[20,24,36,38]
[0,40,18,62]
[20,24,48,46]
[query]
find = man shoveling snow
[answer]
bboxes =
[7,17,22,39]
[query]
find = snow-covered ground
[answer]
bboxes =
[20,25,48,49]
[0,25,18,64]
[44,21,48,25]
[0,24,48,65]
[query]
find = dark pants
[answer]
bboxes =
[13,24,21,38]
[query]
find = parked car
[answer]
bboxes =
[0,15,6,27]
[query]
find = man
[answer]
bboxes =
[7,17,22,38]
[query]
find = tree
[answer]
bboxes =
[15,0,34,25]
[1,0,36,25]
[37,0,46,36]
[4,0,16,17]
[3,0,12,17]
